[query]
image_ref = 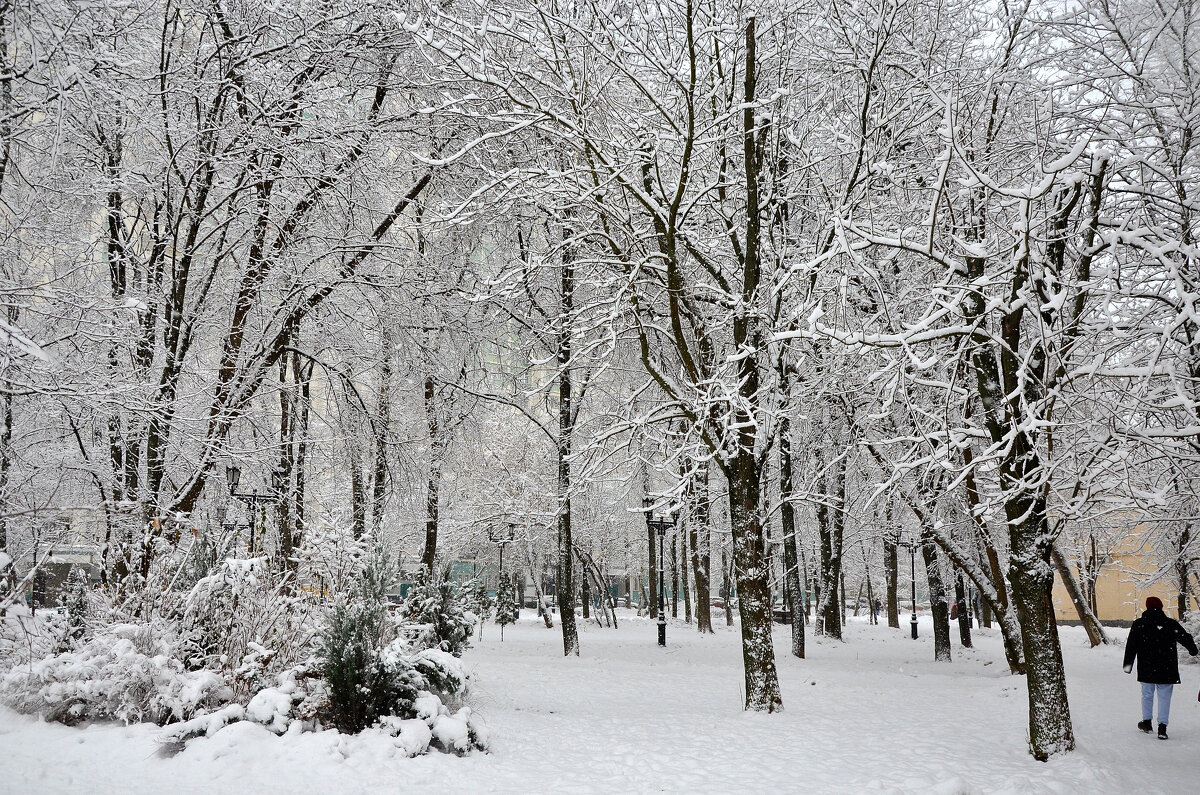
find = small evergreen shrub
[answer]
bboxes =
[399,566,474,656]
[495,574,518,629]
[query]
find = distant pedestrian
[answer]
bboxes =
[1123,596,1199,740]
[873,598,882,619]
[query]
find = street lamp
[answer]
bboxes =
[900,538,919,639]
[647,514,673,647]
[225,465,275,554]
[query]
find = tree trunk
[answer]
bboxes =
[349,442,367,541]
[276,347,310,574]
[1007,490,1074,759]
[840,571,848,625]
[681,528,692,623]
[0,373,11,558]
[727,449,782,712]
[955,571,973,648]
[862,542,876,626]
[817,450,845,639]
[420,374,439,573]
[671,531,679,618]
[884,535,900,628]
[556,233,579,657]
[779,415,805,657]
[922,531,952,662]
[1179,522,1193,619]
[800,545,811,622]
[1050,543,1107,646]
[690,461,714,633]
[722,548,734,626]
[581,568,590,620]
[370,333,393,538]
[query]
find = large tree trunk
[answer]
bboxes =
[727,449,782,712]
[884,535,900,629]
[1007,488,1074,759]
[920,533,952,662]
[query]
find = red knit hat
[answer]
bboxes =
[1146,596,1163,610]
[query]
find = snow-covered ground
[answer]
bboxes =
[1,612,1195,794]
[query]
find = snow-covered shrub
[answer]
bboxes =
[462,577,492,622]
[0,550,14,611]
[495,574,518,629]
[0,621,231,725]
[178,558,316,698]
[398,566,474,656]
[1183,611,1200,666]
[318,596,401,733]
[313,553,484,752]
[58,570,90,650]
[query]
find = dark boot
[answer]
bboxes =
[1138,719,1152,733]
[1158,723,1168,740]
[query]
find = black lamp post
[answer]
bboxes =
[225,465,274,554]
[900,539,919,639]
[648,515,672,646]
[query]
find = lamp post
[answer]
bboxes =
[225,465,275,555]
[900,538,919,639]
[648,515,672,646]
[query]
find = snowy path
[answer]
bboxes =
[1,614,1195,794]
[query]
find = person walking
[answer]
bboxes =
[1123,596,1199,739]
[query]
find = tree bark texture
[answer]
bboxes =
[779,415,805,657]
[556,229,579,657]
[955,572,973,648]
[921,534,952,662]
[728,448,782,712]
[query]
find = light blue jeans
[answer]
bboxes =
[1142,682,1174,725]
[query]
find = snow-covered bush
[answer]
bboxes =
[398,566,474,656]
[462,577,493,624]
[178,557,316,698]
[312,554,485,752]
[2,531,487,756]
[0,621,231,725]
[318,596,405,733]
[58,570,90,650]
[495,574,518,629]
[1183,611,1200,666]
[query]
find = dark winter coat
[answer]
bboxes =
[1122,608,1199,685]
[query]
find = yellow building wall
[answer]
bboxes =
[1052,524,1193,623]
